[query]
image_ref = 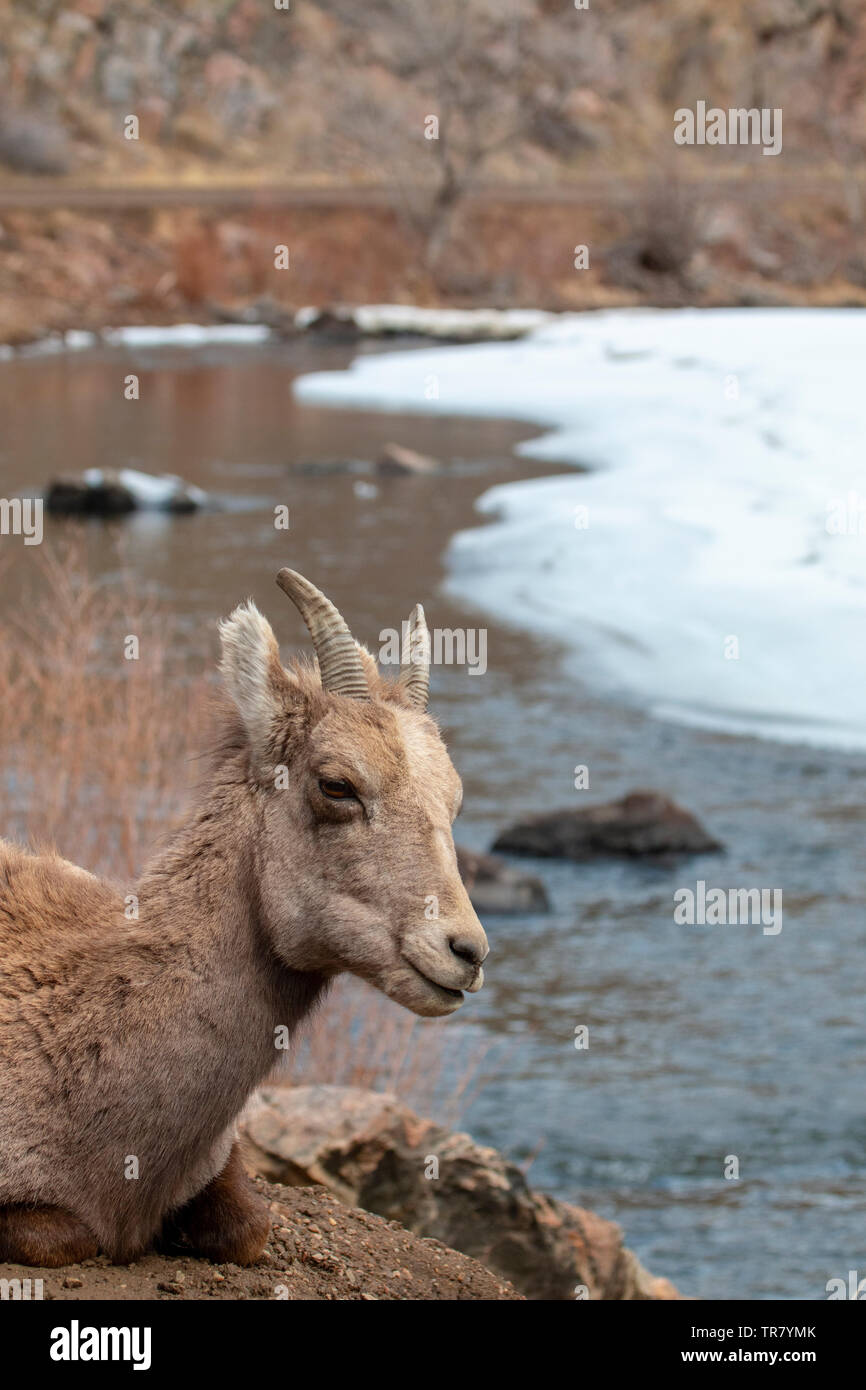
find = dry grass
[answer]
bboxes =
[0,544,202,880]
[0,544,494,1123]
[286,976,495,1128]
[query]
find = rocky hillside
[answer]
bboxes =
[0,0,862,183]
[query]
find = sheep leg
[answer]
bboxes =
[158,1141,270,1266]
[0,1204,99,1267]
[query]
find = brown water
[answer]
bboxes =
[2,335,864,1300]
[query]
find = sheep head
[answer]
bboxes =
[217,569,488,1018]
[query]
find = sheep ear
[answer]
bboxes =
[218,601,296,753]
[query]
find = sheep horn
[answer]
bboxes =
[398,603,431,711]
[276,569,370,700]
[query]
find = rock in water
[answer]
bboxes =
[376,443,440,476]
[493,790,721,860]
[297,306,364,341]
[243,1085,681,1301]
[45,473,137,516]
[456,846,549,913]
[45,468,208,516]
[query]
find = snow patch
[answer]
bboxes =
[294,307,866,750]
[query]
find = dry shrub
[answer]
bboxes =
[0,542,203,880]
[286,976,495,1127]
[606,175,703,294]
[0,543,494,1122]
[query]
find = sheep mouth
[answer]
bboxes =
[402,959,464,1003]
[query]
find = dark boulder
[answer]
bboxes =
[299,306,364,341]
[45,469,207,516]
[45,474,137,516]
[456,846,549,914]
[493,790,721,861]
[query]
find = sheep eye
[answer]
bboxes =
[319,778,357,801]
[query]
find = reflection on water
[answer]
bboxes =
[1,338,863,1300]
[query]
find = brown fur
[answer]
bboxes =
[0,1204,100,1268]
[0,591,487,1266]
[157,1142,270,1266]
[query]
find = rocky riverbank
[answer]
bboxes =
[242,1085,681,1302]
[2,188,865,352]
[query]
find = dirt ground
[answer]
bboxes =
[0,1179,521,1301]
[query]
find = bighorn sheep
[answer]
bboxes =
[0,570,488,1268]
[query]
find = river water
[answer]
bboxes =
[1,332,862,1300]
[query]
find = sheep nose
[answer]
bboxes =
[449,935,488,968]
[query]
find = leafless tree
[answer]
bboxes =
[319,0,585,280]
